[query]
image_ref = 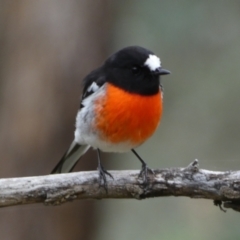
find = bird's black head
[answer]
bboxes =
[104,46,170,95]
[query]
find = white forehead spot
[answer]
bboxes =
[144,54,161,71]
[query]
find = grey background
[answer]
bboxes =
[0,1,239,239]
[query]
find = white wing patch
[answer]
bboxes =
[87,82,99,93]
[144,54,161,71]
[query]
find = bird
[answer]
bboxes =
[51,46,170,188]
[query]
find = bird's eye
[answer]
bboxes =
[132,66,140,74]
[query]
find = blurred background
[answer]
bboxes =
[0,0,240,239]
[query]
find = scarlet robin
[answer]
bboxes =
[51,46,170,188]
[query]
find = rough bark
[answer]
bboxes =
[1,160,240,212]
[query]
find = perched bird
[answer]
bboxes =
[51,46,170,188]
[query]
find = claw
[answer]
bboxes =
[138,163,154,184]
[132,149,154,184]
[98,163,113,192]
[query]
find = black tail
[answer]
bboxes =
[51,141,90,173]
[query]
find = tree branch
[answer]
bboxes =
[1,160,240,212]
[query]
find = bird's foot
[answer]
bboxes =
[98,163,114,192]
[138,163,154,185]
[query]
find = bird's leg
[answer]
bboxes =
[131,149,154,184]
[97,149,113,191]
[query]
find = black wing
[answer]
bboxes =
[80,67,107,107]
[51,67,107,174]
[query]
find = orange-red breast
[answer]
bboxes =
[51,46,170,187]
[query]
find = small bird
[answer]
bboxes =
[51,46,170,188]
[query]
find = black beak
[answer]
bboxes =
[153,67,171,76]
